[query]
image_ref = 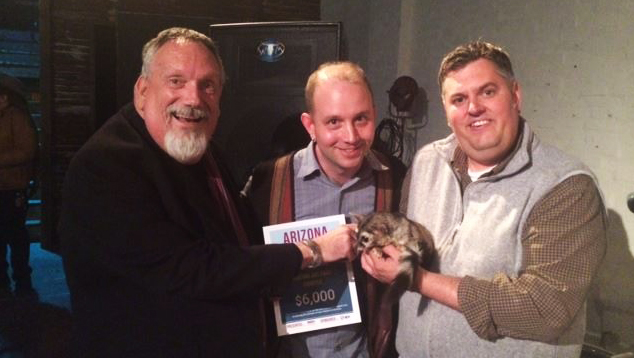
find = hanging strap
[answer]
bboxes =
[374,151,394,212]
[368,150,397,358]
[269,153,294,225]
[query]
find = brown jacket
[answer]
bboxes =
[0,105,37,190]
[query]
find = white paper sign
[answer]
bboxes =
[262,214,362,336]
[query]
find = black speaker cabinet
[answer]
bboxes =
[209,21,341,185]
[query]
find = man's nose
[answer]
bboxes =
[343,122,359,142]
[182,82,203,106]
[468,98,485,116]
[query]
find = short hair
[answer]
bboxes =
[140,27,226,85]
[304,61,373,113]
[438,41,514,89]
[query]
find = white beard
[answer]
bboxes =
[164,128,208,164]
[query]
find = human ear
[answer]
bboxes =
[300,112,315,141]
[133,76,148,116]
[511,81,522,113]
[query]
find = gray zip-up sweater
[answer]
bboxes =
[397,121,602,358]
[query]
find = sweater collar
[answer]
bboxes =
[441,118,536,180]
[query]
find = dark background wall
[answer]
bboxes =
[39,0,322,251]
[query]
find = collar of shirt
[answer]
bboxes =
[295,141,388,187]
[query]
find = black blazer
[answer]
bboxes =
[59,104,302,357]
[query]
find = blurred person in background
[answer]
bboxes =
[0,73,38,299]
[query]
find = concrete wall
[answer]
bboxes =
[322,0,634,353]
[321,0,401,125]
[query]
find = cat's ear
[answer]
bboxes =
[348,213,365,224]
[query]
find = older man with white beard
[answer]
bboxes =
[58,27,357,358]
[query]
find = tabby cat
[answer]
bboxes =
[355,212,435,302]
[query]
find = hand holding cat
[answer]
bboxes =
[361,245,402,284]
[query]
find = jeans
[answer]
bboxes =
[0,189,32,290]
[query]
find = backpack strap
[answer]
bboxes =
[269,153,294,225]
[368,150,400,358]
[373,150,394,212]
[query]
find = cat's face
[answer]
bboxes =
[356,214,401,253]
[355,212,434,261]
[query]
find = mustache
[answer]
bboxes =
[167,105,209,120]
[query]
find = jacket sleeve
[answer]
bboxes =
[59,143,302,302]
[458,174,607,341]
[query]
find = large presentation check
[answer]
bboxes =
[262,214,362,336]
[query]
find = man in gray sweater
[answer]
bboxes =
[361,41,606,357]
